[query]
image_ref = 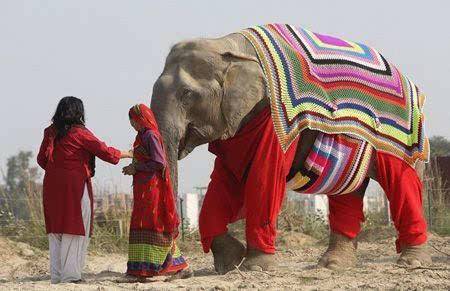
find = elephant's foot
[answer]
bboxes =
[211,233,246,275]
[397,243,432,267]
[318,232,357,270]
[242,248,277,271]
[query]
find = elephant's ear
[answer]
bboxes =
[220,59,265,139]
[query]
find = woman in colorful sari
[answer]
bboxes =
[37,96,133,284]
[122,104,189,281]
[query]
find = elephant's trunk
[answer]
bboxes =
[165,135,179,197]
[152,105,183,197]
[159,125,180,197]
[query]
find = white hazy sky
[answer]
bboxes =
[1,0,449,194]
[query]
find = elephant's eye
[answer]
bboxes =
[181,88,191,97]
[179,88,194,105]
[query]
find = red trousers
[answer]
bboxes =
[329,151,427,253]
[199,108,298,254]
[199,107,427,254]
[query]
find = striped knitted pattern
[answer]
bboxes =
[288,133,372,195]
[240,24,429,166]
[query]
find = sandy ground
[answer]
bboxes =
[0,233,448,290]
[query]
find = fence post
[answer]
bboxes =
[427,188,432,230]
[116,219,123,237]
[179,197,185,241]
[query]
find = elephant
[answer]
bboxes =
[150,24,432,273]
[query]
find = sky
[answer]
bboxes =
[1,0,449,194]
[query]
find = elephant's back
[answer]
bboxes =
[240,23,428,167]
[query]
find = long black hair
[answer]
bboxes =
[52,96,85,140]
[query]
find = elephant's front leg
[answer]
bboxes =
[318,186,368,269]
[242,222,279,271]
[235,175,283,272]
[198,158,246,275]
[210,233,246,274]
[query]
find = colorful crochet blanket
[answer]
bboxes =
[240,24,429,166]
[286,132,373,195]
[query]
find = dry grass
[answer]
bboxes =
[0,179,133,253]
[0,180,48,250]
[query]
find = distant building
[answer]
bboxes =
[180,192,200,229]
[363,180,386,213]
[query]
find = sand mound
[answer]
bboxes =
[0,238,48,281]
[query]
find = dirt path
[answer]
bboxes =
[0,233,448,290]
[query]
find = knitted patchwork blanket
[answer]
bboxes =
[286,132,373,195]
[240,24,429,166]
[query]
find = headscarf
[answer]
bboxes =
[129,104,160,138]
[128,104,167,177]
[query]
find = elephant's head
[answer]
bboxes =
[150,33,266,193]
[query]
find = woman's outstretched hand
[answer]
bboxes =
[120,149,134,159]
[122,163,136,175]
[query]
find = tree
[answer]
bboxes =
[2,151,40,220]
[429,136,450,158]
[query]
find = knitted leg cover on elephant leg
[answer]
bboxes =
[376,151,428,253]
[199,157,244,253]
[328,193,365,239]
[243,115,299,254]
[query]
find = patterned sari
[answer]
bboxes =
[126,104,188,277]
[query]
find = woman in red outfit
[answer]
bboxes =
[122,104,189,281]
[37,96,132,284]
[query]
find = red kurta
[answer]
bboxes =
[37,125,121,236]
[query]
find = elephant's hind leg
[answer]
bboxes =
[375,152,431,266]
[318,180,369,270]
[318,232,358,270]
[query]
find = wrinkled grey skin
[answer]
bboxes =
[150,33,430,272]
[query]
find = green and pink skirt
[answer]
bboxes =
[127,230,188,277]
